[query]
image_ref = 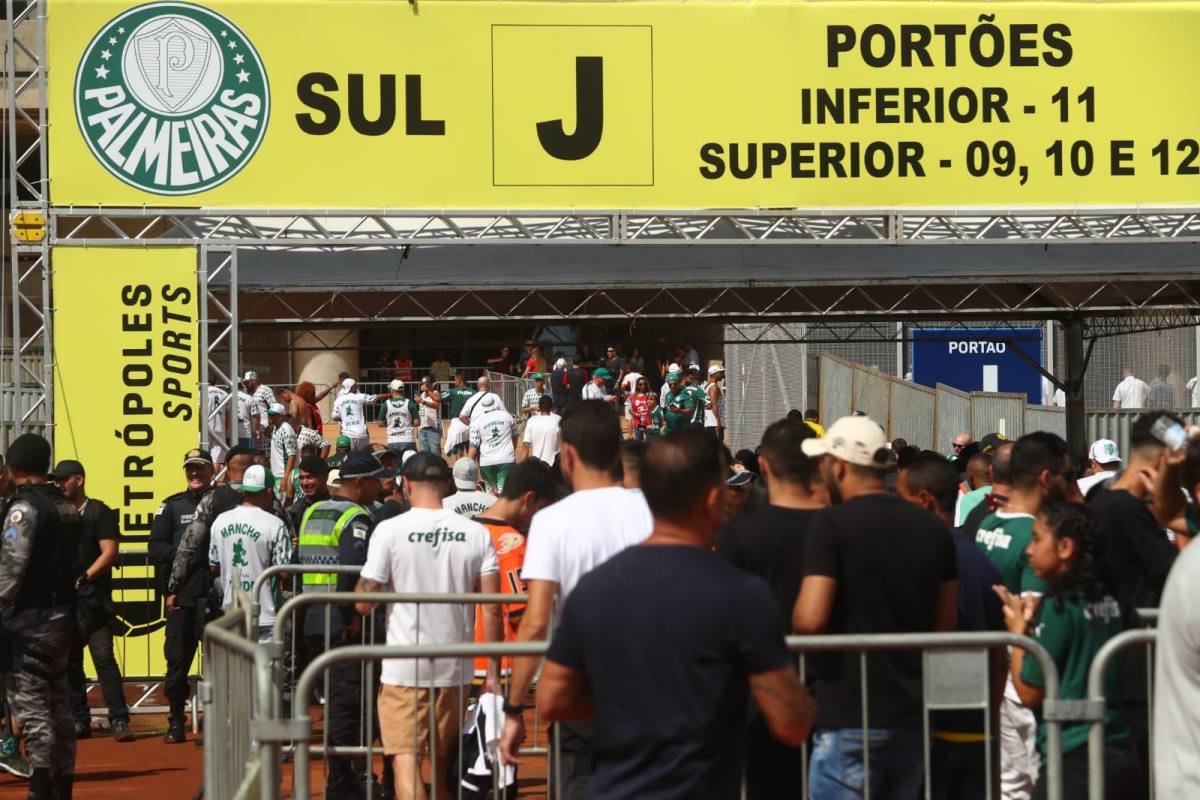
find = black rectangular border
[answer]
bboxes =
[491,24,655,187]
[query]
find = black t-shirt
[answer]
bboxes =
[715,505,821,630]
[76,498,120,596]
[565,367,588,405]
[1089,488,1176,610]
[546,545,791,800]
[802,492,957,728]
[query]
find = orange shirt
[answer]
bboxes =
[474,518,527,674]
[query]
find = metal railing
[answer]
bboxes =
[1087,628,1158,800]
[202,590,278,800]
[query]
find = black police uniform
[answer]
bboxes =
[147,486,207,728]
[0,482,82,799]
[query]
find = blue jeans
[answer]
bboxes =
[418,426,441,454]
[809,727,924,800]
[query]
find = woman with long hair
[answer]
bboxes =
[629,376,653,442]
[521,342,548,378]
[294,381,323,434]
[996,501,1139,799]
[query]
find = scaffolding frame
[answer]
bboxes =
[7,0,1200,448]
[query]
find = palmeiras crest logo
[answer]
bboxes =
[74,2,270,195]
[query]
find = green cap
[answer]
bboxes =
[666,371,682,382]
[336,435,351,448]
[532,372,545,380]
[593,367,612,380]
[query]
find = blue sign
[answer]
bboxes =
[912,327,1044,402]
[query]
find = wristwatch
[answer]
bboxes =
[502,698,527,716]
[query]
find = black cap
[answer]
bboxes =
[340,450,384,480]
[402,452,451,483]
[7,433,51,474]
[183,448,214,467]
[225,444,255,461]
[50,459,85,480]
[298,454,329,477]
[978,433,1008,454]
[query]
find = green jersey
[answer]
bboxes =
[681,384,708,425]
[975,511,1046,594]
[326,451,348,470]
[649,406,665,432]
[1020,593,1129,756]
[662,390,690,432]
[446,386,476,419]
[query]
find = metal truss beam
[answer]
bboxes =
[221,278,1200,326]
[198,248,238,455]
[49,207,1200,246]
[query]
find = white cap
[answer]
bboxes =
[267,402,286,416]
[554,358,566,370]
[242,370,257,382]
[688,363,701,372]
[241,464,270,493]
[708,364,725,375]
[453,458,480,490]
[801,415,895,469]
[389,379,404,392]
[1089,439,1122,465]
[480,394,497,410]
[668,362,680,374]
[342,377,356,391]
[327,468,341,487]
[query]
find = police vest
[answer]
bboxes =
[297,499,367,590]
[9,484,82,610]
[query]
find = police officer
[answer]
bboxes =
[0,434,81,799]
[298,450,387,799]
[148,447,221,743]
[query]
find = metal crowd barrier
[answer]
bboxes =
[1087,628,1159,800]
[202,590,279,800]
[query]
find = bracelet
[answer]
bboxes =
[502,699,527,716]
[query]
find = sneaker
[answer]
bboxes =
[111,719,134,742]
[72,722,92,740]
[164,719,186,744]
[0,748,31,780]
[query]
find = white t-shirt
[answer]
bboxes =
[333,391,369,437]
[523,413,561,465]
[252,384,275,427]
[1155,539,1200,795]
[1077,470,1117,497]
[470,406,516,467]
[443,490,497,518]
[360,507,498,686]
[208,504,292,628]
[1187,376,1200,407]
[582,382,609,402]
[236,391,254,438]
[703,382,725,427]
[460,391,505,422]
[1112,376,1150,409]
[270,421,297,480]
[207,386,229,440]
[522,486,652,615]
[418,391,441,430]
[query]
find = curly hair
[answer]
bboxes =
[294,381,317,404]
[1038,501,1108,613]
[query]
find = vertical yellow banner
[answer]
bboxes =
[53,247,199,679]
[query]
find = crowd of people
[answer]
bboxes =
[6,373,1200,799]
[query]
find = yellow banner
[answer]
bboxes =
[50,0,1200,208]
[54,247,199,679]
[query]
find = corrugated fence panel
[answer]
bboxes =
[725,325,805,451]
[1086,410,1200,458]
[935,385,970,454]
[971,393,1027,440]
[820,353,854,424]
[852,367,892,425]
[890,381,936,450]
[1025,406,1067,438]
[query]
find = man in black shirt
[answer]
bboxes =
[962,441,1014,537]
[1089,412,1182,797]
[538,430,813,800]
[794,415,958,799]
[52,460,133,744]
[716,418,826,799]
